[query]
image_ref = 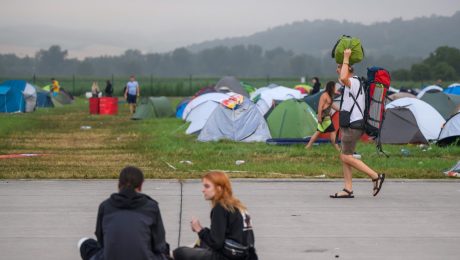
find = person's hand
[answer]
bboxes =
[344,48,352,59]
[317,115,322,123]
[190,217,202,233]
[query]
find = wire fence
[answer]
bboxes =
[0,74,445,97]
[0,75,309,97]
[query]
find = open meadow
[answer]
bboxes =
[1,97,459,179]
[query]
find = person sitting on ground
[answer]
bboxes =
[91,81,100,98]
[305,81,340,151]
[173,171,258,260]
[78,166,171,260]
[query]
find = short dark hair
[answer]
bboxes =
[119,166,144,189]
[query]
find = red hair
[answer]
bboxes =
[202,171,246,213]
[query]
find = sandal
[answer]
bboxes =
[330,188,354,198]
[372,173,385,197]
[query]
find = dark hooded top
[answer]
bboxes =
[95,187,169,260]
[311,80,321,95]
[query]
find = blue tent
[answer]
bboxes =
[0,80,37,113]
[35,87,54,108]
[444,85,460,95]
[176,97,191,118]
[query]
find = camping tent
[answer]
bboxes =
[388,92,416,101]
[416,85,443,98]
[214,76,249,97]
[0,80,37,113]
[175,97,191,118]
[437,112,460,146]
[131,96,174,120]
[444,84,460,95]
[35,87,54,108]
[182,93,229,120]
[197,99,271,142]
[267,99,317,138]
[182,93,230,134]
[254,86,304,116]
[380,107,430,144]
[294,84,312,94]
[419,92,460,119]
[381,98,445,144]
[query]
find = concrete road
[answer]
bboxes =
[0,179,459,260]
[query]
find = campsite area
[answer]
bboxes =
[1,94,459,180]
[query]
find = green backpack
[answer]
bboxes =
[332,35,365,65]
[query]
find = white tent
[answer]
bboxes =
[182,93,230,135]
[182,93,229,120]
[385,97,445,141]
[198,99,271,142]
[437,112,460,146]
[254,86,304,116]
[416,85,443,99]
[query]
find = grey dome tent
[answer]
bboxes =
[132,97,174,120]
[437,112,460,146]
[197,99,271,142]
[419,92,460,120]
[214,76,249,97]
[381,98,445,144]
[380,107,428,144]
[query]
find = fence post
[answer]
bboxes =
[32,74,36,84]
[111,74,114,95]
[189,74,193,96]
[72,74,75,95]
[150,74,153,96]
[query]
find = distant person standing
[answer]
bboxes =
[51,78,60,97]
[311,77,321,95]
[124,75,140,114]
[105,80,113,97]
[91,81,100,98]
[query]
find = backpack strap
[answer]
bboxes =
[347,76,364,118]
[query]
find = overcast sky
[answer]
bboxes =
[1,0,459,59]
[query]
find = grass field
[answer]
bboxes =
[0,97,459,179]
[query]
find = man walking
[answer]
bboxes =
[330,49,385,198]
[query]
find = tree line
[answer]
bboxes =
[1,45,459,81]
[391,46,460,82]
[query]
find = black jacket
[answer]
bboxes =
[94,188,169,260]
[311,82,321,95]
[198,203,253,252]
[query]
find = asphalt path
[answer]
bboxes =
[1,179,459,260]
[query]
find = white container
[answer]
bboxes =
[235,160,245,165]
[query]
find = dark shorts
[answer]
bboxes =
[340,127,363,155]
[127,94,137,104]
[318,123,335,133]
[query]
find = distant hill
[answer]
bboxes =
[187,11,460,58]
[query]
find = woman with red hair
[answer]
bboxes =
[174,171,258,260]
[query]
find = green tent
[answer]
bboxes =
[132,96,174,120]
[267,99,317,138]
